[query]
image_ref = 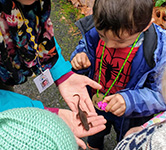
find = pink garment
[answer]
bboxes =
[142,111,166,128]
[55,71,74,86]
[44,107,59,115]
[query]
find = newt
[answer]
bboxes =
[73,94,90,131]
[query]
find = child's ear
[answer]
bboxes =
[143,18,155,32]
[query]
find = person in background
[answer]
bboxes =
[0,107,78,150]
[0,0,102,114]
[70,0,166,149]
[0,89,106,149]
[114,67,166,150]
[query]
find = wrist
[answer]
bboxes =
[44,106,59,114]
[55,71,74,86]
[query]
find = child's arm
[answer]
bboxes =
[103,68,166,117]
[120,87,166,117]
[0,90,44,112]
[70,38,92,76]
[70,27,100,76]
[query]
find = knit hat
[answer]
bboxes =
[114,121,166,150]
[0,107,78,150]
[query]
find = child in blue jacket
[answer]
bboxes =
[70,0,166,149]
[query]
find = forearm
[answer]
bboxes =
[0,90,44,112]
[50,37,72,81]
[0,89,62,116]
[121,88,166,117]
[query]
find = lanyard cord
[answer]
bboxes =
[96,34,140,98]
[96,43,106,97]
[18,4,43,73]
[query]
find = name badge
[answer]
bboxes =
[33,69,54,93]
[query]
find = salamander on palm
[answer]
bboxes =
[73,94,90,131]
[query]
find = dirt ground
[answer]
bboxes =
[14,0,117,149]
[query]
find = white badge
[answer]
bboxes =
[33,69,54,93]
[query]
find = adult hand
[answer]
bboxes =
[103,93,126,116]
[71,52,91,70]
[58,73,102,113]
[58,109,106,149]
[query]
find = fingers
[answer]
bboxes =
[79,124,106,138]
[84,94,96,113]
[71,57,82,70]
[71,52,91,70]
[124,126,143,137]
[104,94,126,116]
[103,95,114,103]
[76,115,106,138]
[80,76,102,113]
[87,115,107,126]
[84,76,102,90]
[82,55,91,68]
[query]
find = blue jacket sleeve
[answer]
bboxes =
[70,38,91,75]
[121,87,166,117]
[71,27,99,62]
[70,38,88,61]
[50,37,72,81]
[70,27,100,76]
[121,27,166,117]
[0,90,44,112]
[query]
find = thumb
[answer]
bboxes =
[103,95,114,103]
[75,136,87,150]
[66,100,78,112]
[68,103,77,112]
[82,59,91,68]
[84,76,102,89]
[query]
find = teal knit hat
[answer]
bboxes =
[0,107,78,150]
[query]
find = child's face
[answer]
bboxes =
[16,0,37,5]
[97,29,140,48]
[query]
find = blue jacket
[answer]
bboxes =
[71,15,166,118]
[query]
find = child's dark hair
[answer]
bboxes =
[93,0,153,38]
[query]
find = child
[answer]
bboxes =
[114,66,166,150]
[0,107,78,150]
[70,0,166,149]
[0,0,102,115]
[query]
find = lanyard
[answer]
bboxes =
[18,4,43,73]
[96,34,141,99]
[24,17,43,73]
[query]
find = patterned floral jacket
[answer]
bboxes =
[0,0,71,85]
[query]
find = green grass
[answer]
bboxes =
[60,0,84,20]
[52,0,84,33]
